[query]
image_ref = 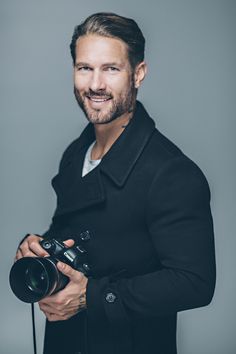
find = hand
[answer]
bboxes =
[38,248,88,322]
[15,234,48,261]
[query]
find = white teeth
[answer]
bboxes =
[88,97,110,102]
[92,99,107,102]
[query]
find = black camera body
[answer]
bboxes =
[40,238,90,274]
[9,238,90,303]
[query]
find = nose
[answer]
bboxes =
[89,70,106,92]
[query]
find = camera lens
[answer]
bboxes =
[25,263,48,295]
[9,257,68,303]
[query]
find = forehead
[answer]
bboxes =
[75,34,129,65]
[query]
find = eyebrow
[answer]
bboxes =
[102,62,123,67]
[75,61,124,68]
[75,62,90,68]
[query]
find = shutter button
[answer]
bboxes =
[105,292,116,303]
[80,230,91,241]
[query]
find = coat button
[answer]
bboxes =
[80,230,91,241]
[105,292,117,303]
[82,263,90,272]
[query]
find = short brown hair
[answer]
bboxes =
[70,12,145,69]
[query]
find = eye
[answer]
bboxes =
[76,66,92,72]
[106,67,120,72]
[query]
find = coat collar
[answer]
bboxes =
[100,101,156,186]
[52,101,156,217]
[74,101,156,187]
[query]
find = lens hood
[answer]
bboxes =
[9,257,68,303]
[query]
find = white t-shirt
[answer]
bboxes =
[82,141,102,177]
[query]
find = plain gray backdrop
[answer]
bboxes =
[1,0,236,353]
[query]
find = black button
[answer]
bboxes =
[82,263,90,272]
[105,292,117,303]
[76,245,86,253]
[80,230,91,241]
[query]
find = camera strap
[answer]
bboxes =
[31,303,37,354]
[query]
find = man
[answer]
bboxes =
[15,12,216,354]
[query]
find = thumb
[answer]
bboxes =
[57,261,82,282]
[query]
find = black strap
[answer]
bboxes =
[31,303,37,354]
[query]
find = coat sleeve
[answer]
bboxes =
[86,156,216,324]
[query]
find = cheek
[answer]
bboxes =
[108,76,131,94]
[74,74,88,91]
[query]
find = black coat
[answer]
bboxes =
[43,101,216,354]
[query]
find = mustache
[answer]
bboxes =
[76,88,113,99]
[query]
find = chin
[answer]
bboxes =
[84,106,117,124]
[86,114,115,125]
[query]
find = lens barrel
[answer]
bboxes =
[9,257,68,303]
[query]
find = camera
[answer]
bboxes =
[9,238,90,303]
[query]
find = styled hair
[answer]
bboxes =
[70,12,145,69]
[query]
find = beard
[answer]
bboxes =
[74,77,137,124]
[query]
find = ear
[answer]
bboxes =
[134,61,147,88]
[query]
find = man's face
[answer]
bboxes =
[73,34,136,124]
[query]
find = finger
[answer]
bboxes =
[29,241,49,257]
[18,234,44,257]
[17,250,37,258]
[39,302,62,316]
[39,299,78,318]
[18,243,39,258]
[40,297,77,314]
[18,242,43,257]
[57,261,83,282]
[43,311,61,322]
[63,239,75,248]
[44,310,76,322]
[39,291,67,309]
[14,249,23,261]
[46,313,61,322]
[38,294,58,308]
[40,303,78,317]
[18,242,30,257]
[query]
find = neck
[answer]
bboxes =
[91,110,134,160]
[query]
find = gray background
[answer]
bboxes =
[1,0,235,353]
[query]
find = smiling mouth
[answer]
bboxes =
[86,95,112,103]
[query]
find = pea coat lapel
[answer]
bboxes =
[52,124,105,217]
[100,101,156,187]
[52,101,156,217]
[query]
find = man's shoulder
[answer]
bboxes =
[145,128,185,166]
[58,137,81,170]
[142,127,209,186]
